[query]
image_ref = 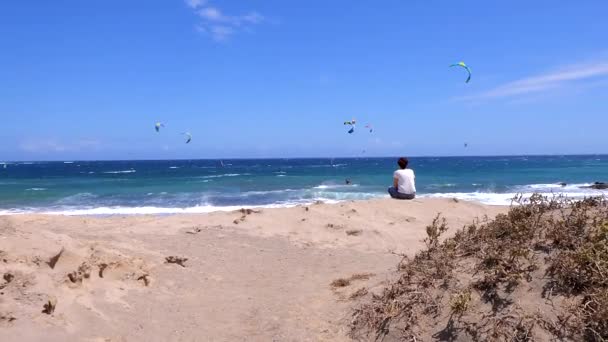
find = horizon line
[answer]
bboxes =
[2,153,607,163]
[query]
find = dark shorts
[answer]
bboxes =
[388,187,415,200]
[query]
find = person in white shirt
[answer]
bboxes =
[388,157,416,200]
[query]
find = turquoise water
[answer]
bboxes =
[0,155,607,214]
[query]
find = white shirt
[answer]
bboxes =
[394,169,416,194]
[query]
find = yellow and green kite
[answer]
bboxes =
[450,62,471,83]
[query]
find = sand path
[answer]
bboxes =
[0,198,505,341]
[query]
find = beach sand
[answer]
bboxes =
[0,198,506,341]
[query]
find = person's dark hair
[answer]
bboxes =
[397,157,409,169]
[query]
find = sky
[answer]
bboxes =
[1,0,607,160]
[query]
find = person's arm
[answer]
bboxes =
[393,177,399,188]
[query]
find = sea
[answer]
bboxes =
[0,155,607,215]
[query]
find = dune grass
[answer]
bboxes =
[350,194,608,341]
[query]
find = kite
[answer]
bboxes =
[365,124,373,133]
[344,119,356,134]
[450,62,471,83]
[464,142,468,148]
[155,122,165,132]
[182,132,192,144]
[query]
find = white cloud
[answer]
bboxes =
[241,12,264,24]
[185,0,206,9]
[185,1,264,41]
[461,60,608,101]
[209,25,234,41]
[199,7,224,22]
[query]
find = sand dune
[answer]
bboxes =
[0,198,505,341]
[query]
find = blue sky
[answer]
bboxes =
[1,0,607,160]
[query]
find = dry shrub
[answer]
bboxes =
[349,287,369,300]
[332,273,375,289]
[350,194,608,341]
[449,289,472,316]
[331,278,351,288]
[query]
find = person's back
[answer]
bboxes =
[388,157,416,200]
[394,168,416,194]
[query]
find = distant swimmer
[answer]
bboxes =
[345,179,352,185]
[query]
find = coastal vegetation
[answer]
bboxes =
[350,194,608,341]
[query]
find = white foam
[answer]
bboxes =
[199,173,249,179]
[169,166,180,169]
[25,188,47,191]
[0,202,309,216]
[103,170,136,174]
[314,184,359,189]
[427,183,457,188]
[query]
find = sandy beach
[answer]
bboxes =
[0,198,505,341]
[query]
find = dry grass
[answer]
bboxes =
[331,278,351,288]
[449,289,472,316]
[349,287,369,300]
[350,194,608,341]
[331,273,376,289]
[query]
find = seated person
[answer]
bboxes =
[388,157,416,200]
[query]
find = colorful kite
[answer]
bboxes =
[450,62,472,83]
[155,122,165,132]
[344,119,356,134]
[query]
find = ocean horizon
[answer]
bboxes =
[1,154,607,215]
